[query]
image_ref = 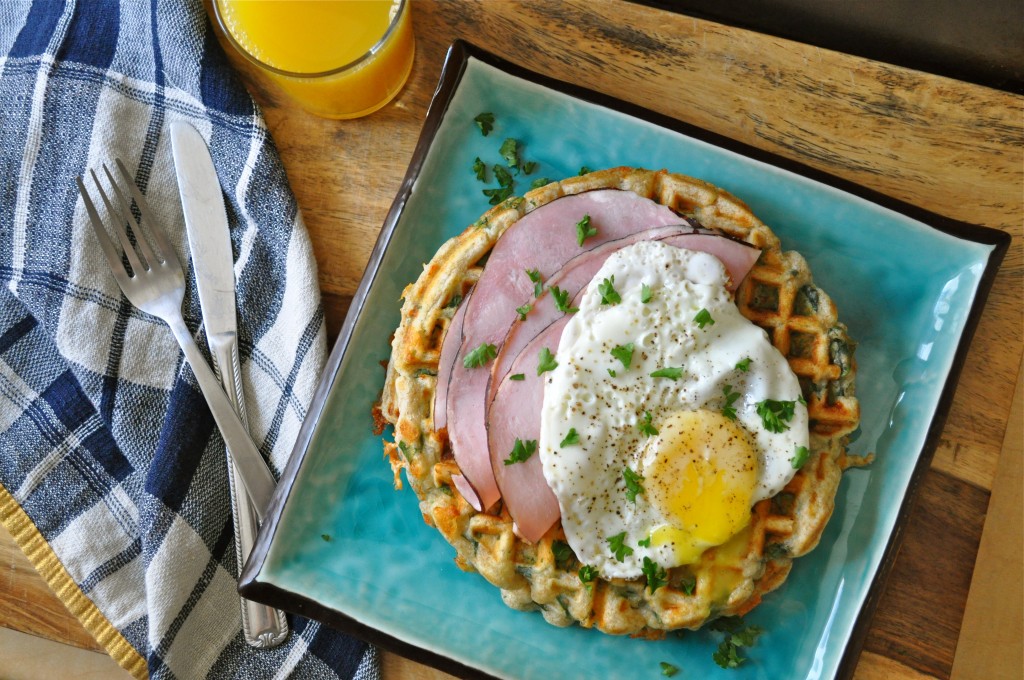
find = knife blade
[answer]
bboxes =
[170,121,289,648]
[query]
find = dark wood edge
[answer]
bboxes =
[241,37,1013,679]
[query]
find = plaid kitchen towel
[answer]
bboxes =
[0,1,377,678]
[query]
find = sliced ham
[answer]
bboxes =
[445,190,680,510]
[486,319,568,542]
[433,288,471,431]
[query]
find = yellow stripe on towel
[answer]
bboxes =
[0,483,148,680]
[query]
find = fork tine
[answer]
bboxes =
[102,162,159,270]
[77,176,133,290]
[89,169,147,277]
[114,158,180,270]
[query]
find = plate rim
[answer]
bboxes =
[240,39,1011,680]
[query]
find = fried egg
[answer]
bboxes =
[538,240,808,579]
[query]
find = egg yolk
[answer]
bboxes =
[644,409,759,565]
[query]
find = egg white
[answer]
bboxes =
[537,240,808,579]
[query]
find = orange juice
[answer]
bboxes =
[214,0,415,119]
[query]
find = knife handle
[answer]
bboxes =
[212,338,290,649]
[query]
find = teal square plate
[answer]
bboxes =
[240,42,1009,679]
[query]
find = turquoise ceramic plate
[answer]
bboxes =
[241,42,1009,679]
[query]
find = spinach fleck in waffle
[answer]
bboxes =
[378,167,861,636]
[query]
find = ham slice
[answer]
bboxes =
[433,288,471,431]
[485,234,761,538]
[486,319,568,542]
[445,190,680,510]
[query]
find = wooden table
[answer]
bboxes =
[2,2,1020,678]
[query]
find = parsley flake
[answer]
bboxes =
[680,575,696,595]
[575,214,597,246]
[552,540,573,568]
[516,303,532,320]
[660,661,679,677]
[722,384,741,420]
[537,347,558,375]
[610,342,634,370]
[444,294,462,308]
[473,112,494,136]
[640,283,652,303]
[472,157,487,181]
[499,137,520,168]
[509,373,525,381]
[578,564,598,585]
[482,185,513,205]
[637,533,652,548]
[598,276,621,305]
[791,445,810,469]
[397,440,414,462]
[694,308,715,329]
[638,410,659,437]
[735,357,752,372]
[530,176,551,190]
[755,398,797,433]
[525,268,544,297]
[504,438,537,465]
[493,163,514,187]
[623,467,645,503]
[550,285,579,313]
[321,533,332,542]
[560,428,580,447]
[642,556,668,593]
[521,160,537,174]
[579,166,592,175]
[710,617,764,669]
[650,367,684,380]
[607,531,634,562]
[607,368,617,377]
[463,342,497,368]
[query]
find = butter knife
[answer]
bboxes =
[170,121,289,648]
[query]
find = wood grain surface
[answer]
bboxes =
[2,1,1020,679]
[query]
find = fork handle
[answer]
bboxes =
[166,316,276,518]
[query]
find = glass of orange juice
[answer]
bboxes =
[212,0,415,119]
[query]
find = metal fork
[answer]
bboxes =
[77,160,277,519]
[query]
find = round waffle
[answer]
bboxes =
[379,167,861,637]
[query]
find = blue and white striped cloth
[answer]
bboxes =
[0,1,377,678]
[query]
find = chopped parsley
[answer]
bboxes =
[623,467,645,502]
[463,342,497,368]
[503,438,537,465]
[482,184,513,205]
[659,661,679,677]
[579,166,592,175]
[550,285,579,313]
[578,564,598,585]
[642,556,668,593]
[694,308,715,329]
[530,176,551,189]
[509,373,525,381]
[472,156,487,181]
[321,533,332,542]
[473,112,494,136]
[722,384,741,420]
[537,347,558,375]
[560,428,580,447]
[552,540,573,569]
[516,303,532,320]
[397,440,414,462]
[598,276,621,305]
[607,368,617,377]
[483,163,515,205]
[525,268,544,297]
[791,445,810,469]
[679,575,696,595]
[444,294,462,308]
[755,398,797,433]
[499,137,520,167]
[735,357,752,372]
[610,342,634,370]
[637,533,652,548]
[607,531,634,562]
[575,214,597,246]
[638,410,658,437]
[493,163,514,188]
[650,367,684,380]
[709,617,764,669]
[640,283,652,303]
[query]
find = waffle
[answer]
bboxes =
[379,167,861,636]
